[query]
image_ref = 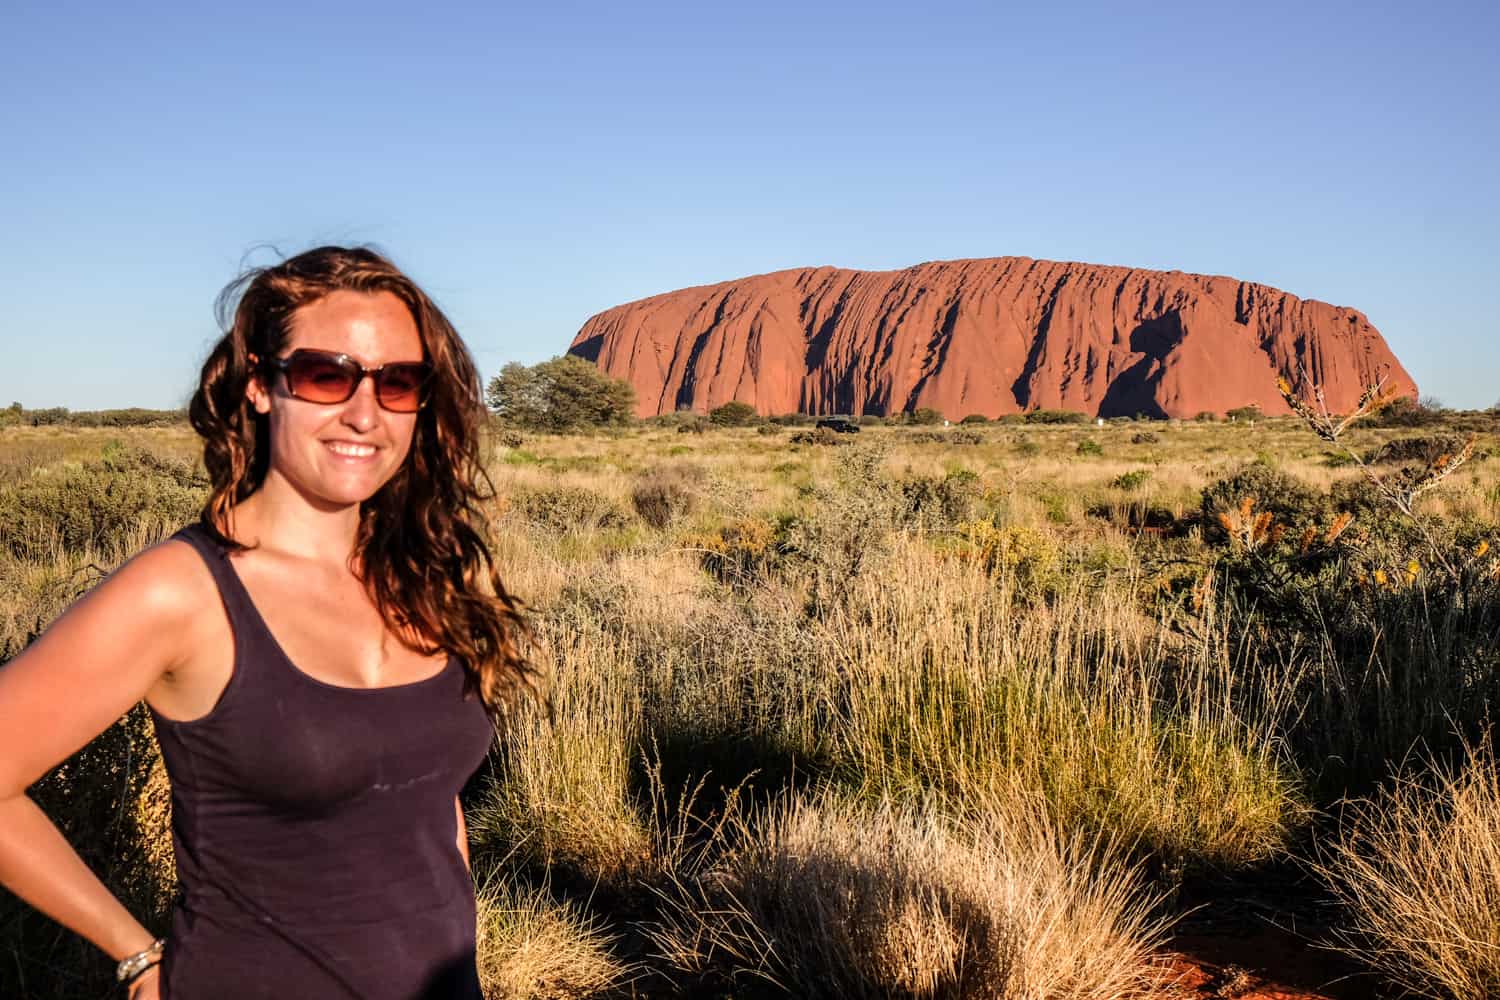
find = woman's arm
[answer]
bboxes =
[455,795,471,871]
[0,540,210,968]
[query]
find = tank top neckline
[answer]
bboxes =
[188,522,459,696]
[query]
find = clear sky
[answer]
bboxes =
[1,0,1496,410]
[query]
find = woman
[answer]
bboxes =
[0,246,536,998]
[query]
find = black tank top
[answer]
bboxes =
[146,523,496,999]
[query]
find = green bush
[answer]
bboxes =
[1111,469,1152,491]
[507,485,633,533]
[1225,405,1263,423]
[1130,431,1159,445]
[897,469,982,528]
[486,356,637,432]
[709,401,758,427]
[631,466,701,530]
[1023,409,1088,425]
[0,447,207,559]
[1076,438,1104,457]
[907,407,944,426]
[1199,461,1325,541]
[959,414,990,424]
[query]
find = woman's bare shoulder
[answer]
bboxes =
[94,532,221,629]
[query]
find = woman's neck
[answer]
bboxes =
[229,471,363,568]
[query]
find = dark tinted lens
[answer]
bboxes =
[284,353,358,403]
[375,363,428,411]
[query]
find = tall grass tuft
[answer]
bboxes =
[829,533,1306,874]
[1315,740,1500,999]
[647,789,1175,999]
[473,871,632,999]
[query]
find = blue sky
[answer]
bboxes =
[1,0,1496,410]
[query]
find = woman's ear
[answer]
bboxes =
[245,354,272,415]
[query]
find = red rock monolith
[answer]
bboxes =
[567,257,1416,419]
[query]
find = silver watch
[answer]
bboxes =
[116,938,165,983]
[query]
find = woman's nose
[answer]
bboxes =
[341,375,380,430]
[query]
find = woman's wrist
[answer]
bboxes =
[116,937,165,987]
[125,961,160,998]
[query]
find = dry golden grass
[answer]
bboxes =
[5,413,1500,998]
[474,870,631,1000]
[647,788,1178,999]
[1315,740,1500,999]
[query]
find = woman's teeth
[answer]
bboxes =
[326,442,377,458]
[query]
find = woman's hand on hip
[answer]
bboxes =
[127,963,161,1000]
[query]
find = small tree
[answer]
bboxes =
[486,355,636,432]
[709,401,758,427]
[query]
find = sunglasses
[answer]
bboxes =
[254,349,431,413]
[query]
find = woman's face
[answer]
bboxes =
[248,289,425,510]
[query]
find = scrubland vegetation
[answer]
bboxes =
[4,397,1500,998]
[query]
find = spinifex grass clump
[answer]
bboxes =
[647,790,1175,1000]
[827,534,1305,874]
[473,870,633,1000]
[1314,740,1500,1000]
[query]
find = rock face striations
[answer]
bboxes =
[568,258,1416,420]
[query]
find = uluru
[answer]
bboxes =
[566,257,1416,420]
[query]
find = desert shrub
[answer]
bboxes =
[907,407,944,426]
[1225,405,1263,423]
[648,792,1173,1000]
[755,423,783,436]
[1075,438,1104,457]
[0,446,206,559]
[486,355,637,432]
[1364,434,1472,465]
[1368,396,1443,428]
[66,408,186,428]
[790,426,852,447]
[676,418,708,434]
[897,469,982,529]
[1316,741,1500,999]
[1199,461,1325,542]
[909,429,983,445]
[1013,438,1041,458]
[1036,488,1073,524]
[681,516,789,584]
[782,446,904,616]
[1194,411,1218,422]
[708,401,758,427]
[631,466,700,530]
[946,521,1062,600]
[506,485,633,533]
[1023,409,1088,425]
[959,413,990,424]
[1129,431,1159,445]
[1111,469,1152,491]
[25,407,71,426]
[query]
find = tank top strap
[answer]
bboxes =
[169,521,262,635]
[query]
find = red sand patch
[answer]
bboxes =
[1167,925,1376,999]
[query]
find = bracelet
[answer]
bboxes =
[116,938,165,984]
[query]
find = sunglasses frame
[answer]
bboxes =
[253,349,432,413]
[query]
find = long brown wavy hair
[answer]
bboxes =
[188,245,537,720]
